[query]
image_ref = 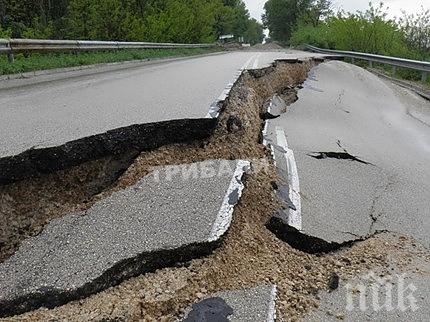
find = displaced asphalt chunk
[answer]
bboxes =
[0,159,249,317]
[182,284,277,322]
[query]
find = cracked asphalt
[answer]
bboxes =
[0,160,246,317]
[267,60,430,247]
[0,50,320,159]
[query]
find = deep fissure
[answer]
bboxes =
[266,216,388,254]
[0,59,318,318]
[0,58,419,322]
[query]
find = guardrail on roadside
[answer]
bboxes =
[305,44,430,82]
[0,38,217,63]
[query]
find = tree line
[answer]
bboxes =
[0,0,264,44]
[263,0,430,60]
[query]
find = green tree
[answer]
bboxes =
[244,18,264,44]
[65,0,93,39]
[263,0,312,43]
[290,2,411,58]
[399,7,430,55]
[0,0,263,45]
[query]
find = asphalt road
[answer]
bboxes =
[267,61,430,247]
[0,159,248,317]
[0,50,316,159]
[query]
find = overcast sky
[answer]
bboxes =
[243,0,428,22]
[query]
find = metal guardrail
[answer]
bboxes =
[305,44,430,82]
[0,38,217,63]
[0,39,10,53]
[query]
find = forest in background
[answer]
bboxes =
[263,0,430,61]
[0,0,264,44]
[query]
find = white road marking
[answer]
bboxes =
[266,285,277,322]
[262,120,277,166]
[205,55,257,118]
[208,160,250,242]
[252,53,262,69]
[243,55,256,70]
[275,126,302,230]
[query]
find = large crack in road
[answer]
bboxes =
[1,58,428,321]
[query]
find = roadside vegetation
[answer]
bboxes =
[0,1,264,75]
[0,47,220,76]
[0,0,264,44]
[263,0,430,84]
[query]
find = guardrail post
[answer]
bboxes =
[7,52,14,63]
[351,58,355,64]
[392,66,397,77]
[368,60,373,68]
[422,72,428,83]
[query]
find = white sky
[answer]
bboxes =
[243,0,428,22]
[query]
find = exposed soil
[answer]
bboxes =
[250,42,285,51]
[1,58,428,321]
[0,60,312,265]
[4,171,427,321]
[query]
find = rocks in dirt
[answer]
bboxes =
[328,272,340,291]
[182,285,277,322]
[226,115,243,133]
[0,159,249,318]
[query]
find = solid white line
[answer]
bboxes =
[275,126,302,230]
[262,120,277,166]
[266,285,277,322]
[208,160,250,242]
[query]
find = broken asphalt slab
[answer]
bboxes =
[265,60,430,250]
[0,118,216,185]
[0,159,249,317]
[182,284,277,322]
[0,51,291,185]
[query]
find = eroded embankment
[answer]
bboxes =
[1,58,426,321]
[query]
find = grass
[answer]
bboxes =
[0,47,222,76]
[343,58,430,88]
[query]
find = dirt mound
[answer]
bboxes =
[251,42,285,51]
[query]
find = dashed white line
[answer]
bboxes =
[205,55,257,119]
[252,53,262,69]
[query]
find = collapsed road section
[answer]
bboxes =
[3,55,380,321]
[264,60,430,252]
[0,160,249,317]
[0,52,268,185]
[0,56,317,266]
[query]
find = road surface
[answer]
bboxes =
[0,51,316,159]
[0,160,248,317]
[266,60,430,247]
